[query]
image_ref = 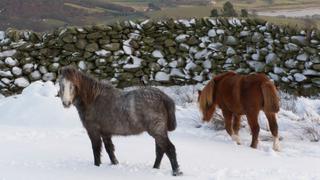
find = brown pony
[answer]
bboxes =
[198,71,280,151]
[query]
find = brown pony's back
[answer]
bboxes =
[215,73,277,115]
[198,71,280,151]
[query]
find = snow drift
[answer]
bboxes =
[0,81,320,179]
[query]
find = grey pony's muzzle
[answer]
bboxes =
[62,101,72,108]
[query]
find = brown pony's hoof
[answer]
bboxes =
[231,135,241,145]
[250,143,258,149]
[273,136,281,152]
[172,170,183,176]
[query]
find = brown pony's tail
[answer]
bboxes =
[261,81,280,113]
[163,94,177,131]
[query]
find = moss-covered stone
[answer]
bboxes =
[164,39,176,47]
[103,43,121,51]
[85,43,99,52]
[63,44,76,52]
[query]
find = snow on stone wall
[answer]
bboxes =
[0,18,320,96]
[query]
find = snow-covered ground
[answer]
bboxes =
[0,81,320,180]
[257,8,320,17]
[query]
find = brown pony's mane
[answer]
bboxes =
[199,80,214,115]
[198,71,236,122]
[59,66,112,106]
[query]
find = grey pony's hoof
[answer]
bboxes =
[111,159,119,165]
[94,163,101,166]
[153,165,160,169]
[172,170,183,176]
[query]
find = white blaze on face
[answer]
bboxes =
[61,78,75,106]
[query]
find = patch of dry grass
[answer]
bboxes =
[64,3,105,14]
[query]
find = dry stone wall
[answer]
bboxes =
[0,18,320,96]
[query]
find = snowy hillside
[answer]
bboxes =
[0,81,320,179]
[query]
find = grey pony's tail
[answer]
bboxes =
[162,94,177,131]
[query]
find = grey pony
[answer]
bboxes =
[58,66,182,176]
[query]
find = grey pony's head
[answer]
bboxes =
[58,67,78,108]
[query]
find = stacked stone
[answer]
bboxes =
[0,17,319,96]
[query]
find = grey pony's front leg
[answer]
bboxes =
[102,135,119,165]
[87,130,102,166]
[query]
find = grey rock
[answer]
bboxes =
[23,64,34,74]
[12,67,22,76]
[268,72,280,82]
[291,36,307,46]
[0,70,13,78]
[252,32,264,43]
[155,71,170,82]
[208,43,223,51]
[48,63,60,72]
[29,71,41,81]
[42,72,56,81]
[14,77,30,88]
[226,47,236,56]
[247,61,265,72]
[265,53,279,65]
[294,73,307,82]
[225,36,238,46]
[208,29,217,37]
[296,53,309,61]
[285,59,298,69]
[285,43,300,52]
[239,31,250,37]
[303,69,320,76]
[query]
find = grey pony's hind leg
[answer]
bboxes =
[102,135,119,165]
[153,142,164,169]
[165,137,182,176]
[152,134,182,176]
[87,130,102,166]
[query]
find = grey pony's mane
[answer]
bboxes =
[61,67,118,106]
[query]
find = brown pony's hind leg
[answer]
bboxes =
[246,113,260,149]
[232,115,241,145]
[265,112,280,151]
